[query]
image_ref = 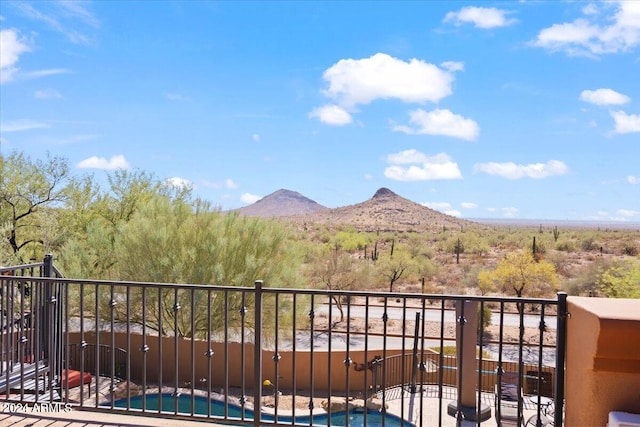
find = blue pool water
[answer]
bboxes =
[111,393,415,427]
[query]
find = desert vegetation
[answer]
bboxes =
[2,150,639,307]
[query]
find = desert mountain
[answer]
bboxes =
[295,187,474,231]
[237,189,328,217]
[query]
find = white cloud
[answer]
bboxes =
[165,177,192,189]
[532,1,640,56]
[393,108,480,141]
[473,160,569,179]
[580,88,630,106]
[628,175,639,184]
[321,53,455,107]
[309,104,353,126]
[252,133,260,142]
[12,1,99,45]
[35,89,63,99]
[423,201,452,211]
[24,68,71,79]
[364,173,373,180]
[444,6,517,29]
[0,119,50,132]
[611,110,640,134]
[201,178,238,189]
[502,207,519,218]
[240,193,261,204]
[0,28,31,83]
[440,61,465,72]
[76,155,130,170]
[386,148,433,164]
[422,202,460,217]
[461,202,478,209]
[384,150,462,181]
[223,178,239,189]
[617,209,640,218]
[582,4,599,16]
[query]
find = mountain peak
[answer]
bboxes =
[238,189,327,217]
[372,187,397,199]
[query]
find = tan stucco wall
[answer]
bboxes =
[68,332,413,394]
[566,297,640,427]
[67,331,553,399]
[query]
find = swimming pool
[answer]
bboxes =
[111,393,415,427]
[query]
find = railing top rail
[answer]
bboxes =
[1,274,560,305]
[0,262,44,273]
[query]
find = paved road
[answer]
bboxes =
[316,303,557,329]
[273,330,556,366]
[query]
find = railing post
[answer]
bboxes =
[41,254,54,360]
[253,280,263,427]
[554,292,568,427]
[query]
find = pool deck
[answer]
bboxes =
[1,395,549,427]
[1,379,551,426]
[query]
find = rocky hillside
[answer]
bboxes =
[237,189,328,217]
[290,187,475,232]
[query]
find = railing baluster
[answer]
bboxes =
[555,292,568,427]
[253,280,263,427]
[438,298,445,426]
[94,282,100,409]
[308,293,315,425]
[126,285,132,410]
[141,286,147,412]
[157,286,162,415]
[363,295,370,427]
[326,293,332,427]
[190,288,196,417]
[292,292,297,423]
[240,291,246,420]
[477,300,485,427]
[206,288,212,418]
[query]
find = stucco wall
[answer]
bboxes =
[566,297,640,426]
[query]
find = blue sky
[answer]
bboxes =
[1,1,639,222]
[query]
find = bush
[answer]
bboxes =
[478,304,492,329]
[622,243,638,256]
[581,238,598,251]
[555,240,576,252]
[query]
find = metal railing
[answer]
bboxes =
[0,256,567,426]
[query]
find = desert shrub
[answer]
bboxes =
[563,258,613,296]
[596,259,640,298]
[479,304,492,329]
[555,240,576,252]
[545,251,572,278]
[622,243,639,256]
[581,237,599,251]
[533,239,547,255]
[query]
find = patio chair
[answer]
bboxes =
[495,370,524,426]
[61,369,92,397]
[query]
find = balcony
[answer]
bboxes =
[1,256,638,426]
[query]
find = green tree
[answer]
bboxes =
[311,247,364,322]
[0,151,71,261]
[477,251,559,311]
[108,196,297,337]
[375,250,414,292]
[596,259,640,298]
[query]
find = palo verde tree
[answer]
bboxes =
[375,249,414,292]
[477,250,559,313]
[106,195,299,339]
[596,259,640,298]
[311,245,366,323]
[0,151,71,263]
